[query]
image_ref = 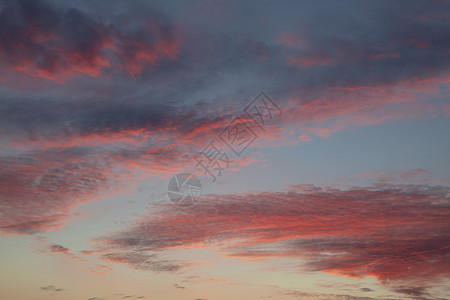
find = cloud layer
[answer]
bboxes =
[93,184,450,298]
[0,1,449,299]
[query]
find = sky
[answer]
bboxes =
[0,0,449,299]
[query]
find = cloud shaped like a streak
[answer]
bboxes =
[0,95,238,235]
[92,184,450,298]
[0,0,180,81]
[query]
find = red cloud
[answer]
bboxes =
[0,141,197,235]
[0,96,257,236]
[0,1,181,82]
[279,74,448,140]
[92,184,450,297]
[0,152,113,235]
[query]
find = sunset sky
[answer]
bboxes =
[0,1,449,300]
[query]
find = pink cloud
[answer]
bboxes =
[443,104,450,118]
[91,184,450,297]
[0,1,182,82]
[279,74,448,139]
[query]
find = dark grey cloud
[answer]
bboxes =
[174,283,185,289]
[144,0,450,106]
[0,0,180,80]
[1,0,448,143]
[0,95,230,142]
[40,285,64,292]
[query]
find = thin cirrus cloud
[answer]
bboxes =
[91,183,450,298]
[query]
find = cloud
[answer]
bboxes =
[36,237,112,274]
[100,252,184,273]
[174,284,186,289]
[0,1,449,280]
[87,294,145,300]
[48,243,70,253]
[0,2,448,300]
[0,95,231,147]
[443,104,450,118]
[0,95,241,235]
[277,1,450,71]
[278,287,379,300]
[0,86,248,236]
[0,0,180,82]
[0,2,448,237]
[0,88,260,236]
[280,77,445,141]
[0,150,114,235]
[92,183,450,298]
[358,169,431,183]
[40,285,64,292]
